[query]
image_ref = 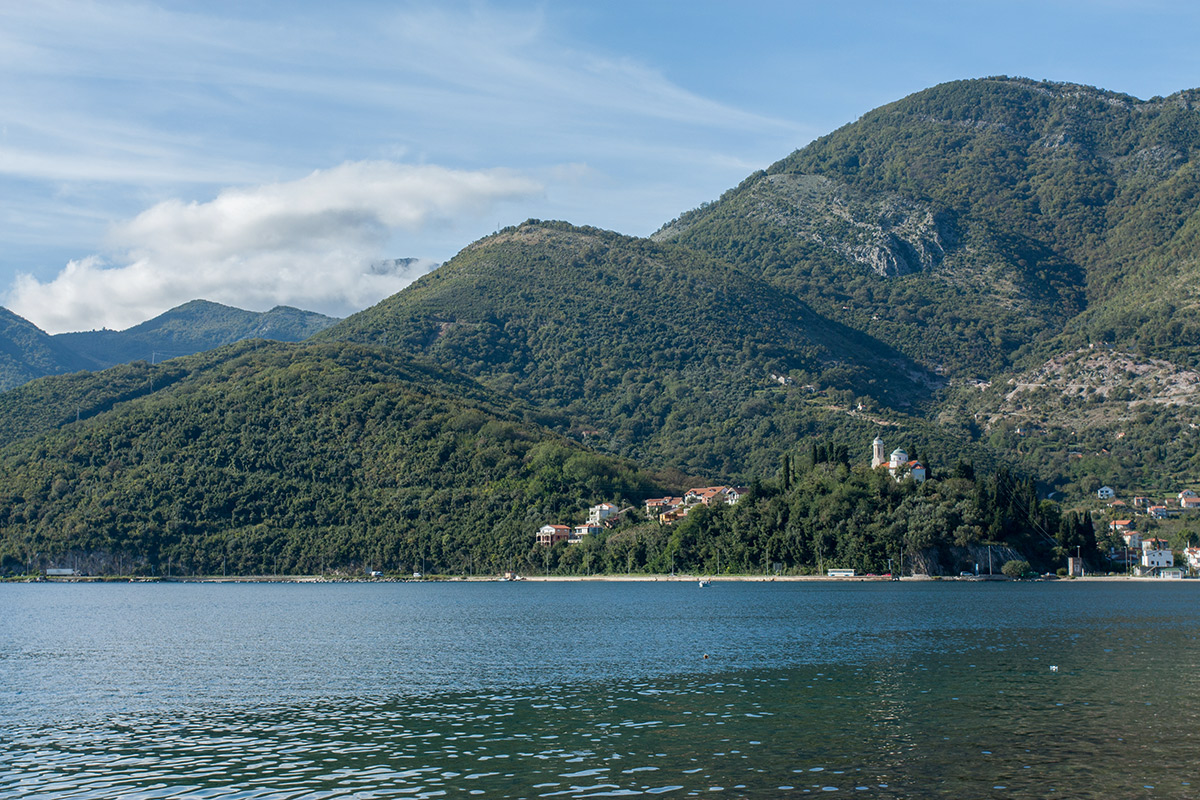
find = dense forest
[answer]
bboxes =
[0,341,662,577]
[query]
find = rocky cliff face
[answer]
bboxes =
[744,173,950,277]
[656,172,951,278]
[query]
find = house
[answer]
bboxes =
[1180,490,1198,500]
[1148,505,1169,520]
[724,486,750,504]
[1140,538,1173,573]
[908,461,927,483]
[1184,546,1200,573]
[685,487,730,506]
[570,523,601,543]
[536,524,571,547]
[645,497,682,516]
[1097,486,1116,500]
[1133,496,1150,508]
[1181,496,1200,510]
[1119,529,1141,552]
[588,503,620,526]
[659,508,689,525]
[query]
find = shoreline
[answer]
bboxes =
[13,573,1193,584]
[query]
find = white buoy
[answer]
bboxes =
[1050,665,1059,672]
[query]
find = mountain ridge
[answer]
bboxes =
[0,299,340,390]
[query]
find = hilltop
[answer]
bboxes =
[659,77,1200,377]
[321,221,951,478]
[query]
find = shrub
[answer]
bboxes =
[1002,559,1032,578]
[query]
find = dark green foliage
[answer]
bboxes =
[570,454,1072,577]
[0,340,662,576]
[1001,560,1033,578]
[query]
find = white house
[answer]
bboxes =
[570,523,601,543]
[1140,539,1173,573]
[724,486,750,504]
[588,503,620,526]
[1097,486,1115,500]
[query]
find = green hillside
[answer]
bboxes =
[0,340,662,577]
[3,77,1198,578]
[322,221,945,478]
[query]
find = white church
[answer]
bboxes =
[871,436,926,482]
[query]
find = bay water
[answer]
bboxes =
[1,580,1197,798]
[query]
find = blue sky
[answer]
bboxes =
[3,0,1199,332]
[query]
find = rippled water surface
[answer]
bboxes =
[2,580,1198,798]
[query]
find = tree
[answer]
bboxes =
[1001,559,1031,578]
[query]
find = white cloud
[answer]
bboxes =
[6,161,541,333]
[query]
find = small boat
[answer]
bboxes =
[698,577,711,587]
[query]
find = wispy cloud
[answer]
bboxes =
[7,162,541,333]
[0,1,816,332]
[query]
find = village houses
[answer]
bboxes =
[537,503,628,547]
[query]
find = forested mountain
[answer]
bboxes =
[321,221,950,478]
[0,300,339,391]
[654,77,1200,491]
[3,76,1199,577]
[0,340,662,576]
[0,308,93,392]
[658,77,1200,376]
[55,300,340,368]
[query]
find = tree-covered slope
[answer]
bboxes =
[321,221,942,478]
[0,339,663,576]
[658,77,1200,377]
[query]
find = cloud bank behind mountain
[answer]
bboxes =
[7,162,541,333]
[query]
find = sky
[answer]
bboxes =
[2,1,1199,333]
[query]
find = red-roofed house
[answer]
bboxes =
[570,524,601,543]
[537,524,571,547]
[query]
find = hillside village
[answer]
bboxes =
[537,436,930,548]
[537,486,750,546]
[1102,486,1200,577]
